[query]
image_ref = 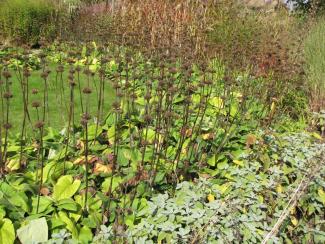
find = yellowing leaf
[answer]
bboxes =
[318,188,325,204]
[0,218,15,244]
[53,175,81,201]
[312,132,323,140]
[233,159,244,166]
[290,216,298,226]
[209,97,224,108]
[276,184,283,194]
[207,194,215,202]
[6,158,20,171]
[270,101,276,114]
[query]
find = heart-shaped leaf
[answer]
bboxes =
[53,175,81,201]
[17,217,48,244]
[0,218,15,244]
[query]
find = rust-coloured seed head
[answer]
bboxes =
[2,70,12,79]
[69,68,75,74]
[82,87,92,94]
[124,81,131,89]
[112,101,120,110]
[32,88,39,95]
[3,123,12,130]
[41,72,49,79]
[67,58,75,65]
[112,82,121,89]
[144,92,151,101]
[23,69,31,77]
[32,101,41,108]
[81,118,88,126]
[83,69,92,76]
[204,80,213,86]
[56,65,64,73]
[82,113,91,121]
[69,80,76,86]
[130,93,138,100]
[35,120,45,129]
[75,66,82,72]
[143,114,152,123]
[3,92,13,99]
[68,74,74,81]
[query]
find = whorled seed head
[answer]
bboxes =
[23,69,31,77]
[34,120,45,129]
[82,112,91,121]
[32,101,41,108]
[3,123,12,130]
[2,70,12,79]
[82,87,92,94]
[3,92,13,99]
[32,88,39,95]
[143,114,152,124]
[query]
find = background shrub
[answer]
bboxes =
[0,0,57,44]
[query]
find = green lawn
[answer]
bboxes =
[5,64,115,135]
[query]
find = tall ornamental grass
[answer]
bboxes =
[304,17,325,111]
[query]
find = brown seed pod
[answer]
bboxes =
[32,89,39,95]
[2,70,12,79]
[32,101,41,108]
[3,123,12,129]
[82,87,92,94]
[35,120,45,129]
[3,92,13,99]
[56,65,64,73]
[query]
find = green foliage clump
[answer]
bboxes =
[0,0,56,44]
[304,17,325,111]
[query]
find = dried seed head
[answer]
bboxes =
[112,101,120,111]
[82,113,91,121]
[130,93,138,100]
[165,111,174,119]
[69,80,76,86]
[23,69,31,77]
[116,91,123,98]
[41,71,49,79]
[67,58,75,65]
[32,101,41,108]
[3,123,12,129]
[35,120,45,129]
[144,92,151,101]
[83,69,92,76]
[68,74,74,81]
[2,70,12,79]
[75,66,82,72]
[82,87,92,94]
[3,92,13,99]
[32,88,39,95]
[112,82,121,89]
[143,114,152,123]
[69,68,75,74]
[56,65,64,73]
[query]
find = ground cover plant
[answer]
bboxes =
[0,0,324,243]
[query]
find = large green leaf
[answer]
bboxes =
[17,217,48,244]
[0,218,15,244]
[78,226,93,244]
[58,211,78,239]
[53,175,81,201]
